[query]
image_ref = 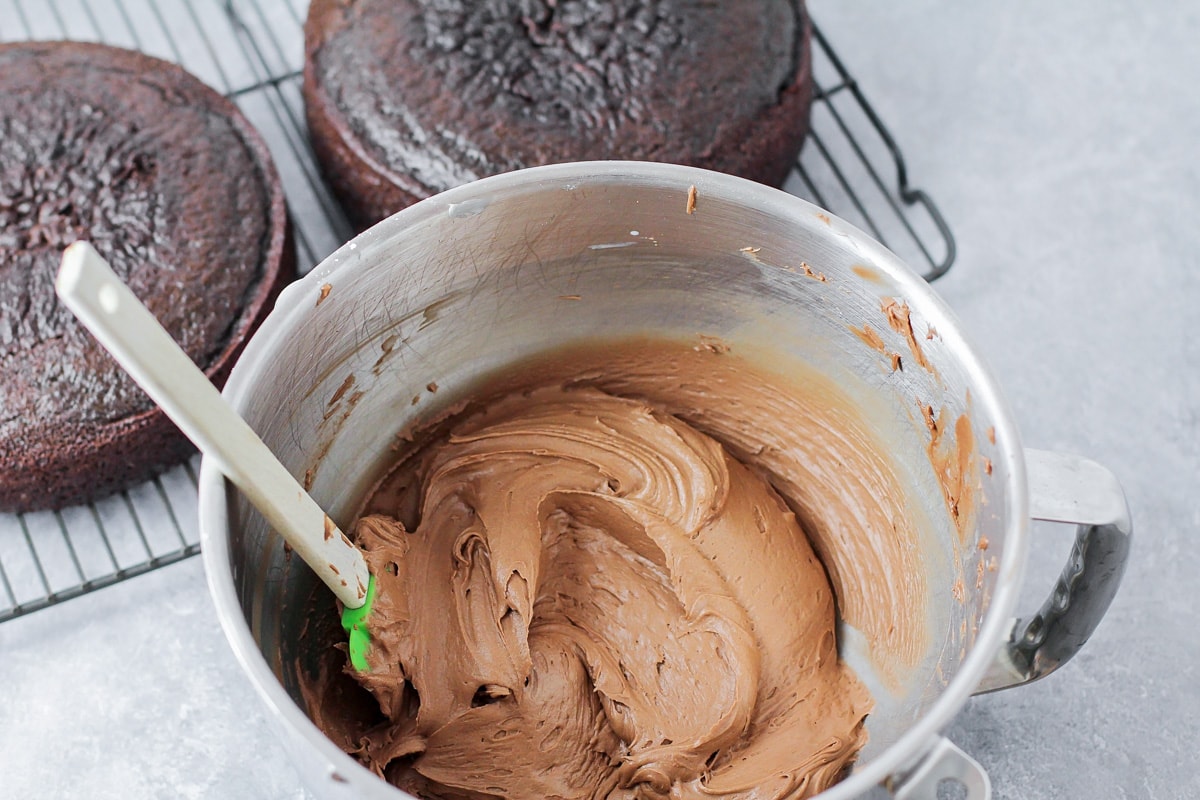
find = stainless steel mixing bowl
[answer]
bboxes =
[198,162,1131,799]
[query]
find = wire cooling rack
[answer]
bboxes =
[0,0,955,624]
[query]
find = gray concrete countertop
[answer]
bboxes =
[1,2,1196,798]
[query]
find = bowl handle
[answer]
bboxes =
[887,736,991,799]
[974,449,1132,694]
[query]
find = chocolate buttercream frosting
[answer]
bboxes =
[310,379,873,799]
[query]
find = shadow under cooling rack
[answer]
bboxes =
[0,0,956,624]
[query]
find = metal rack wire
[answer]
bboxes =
[0,0,956,624]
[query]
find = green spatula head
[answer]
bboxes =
[340,574,378,672]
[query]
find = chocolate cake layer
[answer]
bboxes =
[0,41,294,512]
[304,0,813,229]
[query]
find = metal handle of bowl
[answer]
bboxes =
[888,736,991,800]
[975,449,1133,694]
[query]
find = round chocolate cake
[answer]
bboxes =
[304,0,813,229]
[0,42,294,513]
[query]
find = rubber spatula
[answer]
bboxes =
[56,241,377,671]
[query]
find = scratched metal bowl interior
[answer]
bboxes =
[206,162,1021,798]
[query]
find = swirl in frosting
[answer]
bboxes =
[341,384,871,800]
